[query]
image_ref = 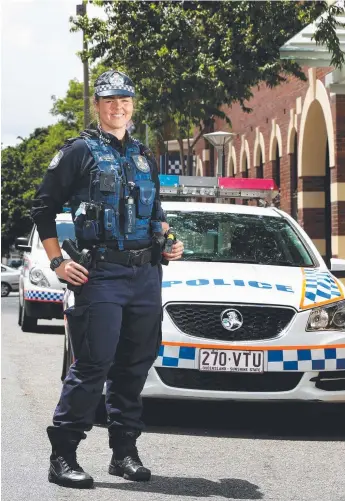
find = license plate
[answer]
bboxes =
[199,349,264,373]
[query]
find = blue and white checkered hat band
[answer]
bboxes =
[96,84,135,94]
[300,268,343,309]
[154,344,345,372]
[24,290,64,303]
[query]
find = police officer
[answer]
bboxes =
[31,70,184,489]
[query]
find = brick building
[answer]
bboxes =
[193,12,345,266]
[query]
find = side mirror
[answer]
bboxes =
[15,237,31,252]
[330,258,345,279]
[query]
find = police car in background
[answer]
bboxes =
[62,176,345,402]
[16,212,74,332]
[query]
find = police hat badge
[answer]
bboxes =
[132,155,150,173]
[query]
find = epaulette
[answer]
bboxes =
[65,136,80,146]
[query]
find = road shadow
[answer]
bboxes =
[140,399,345,442]
[94,475,263,499]
[29,325,65,335]
[94,398,345,441]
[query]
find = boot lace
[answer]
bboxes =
[58,452,82,472]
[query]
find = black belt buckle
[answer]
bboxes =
[128,249,145,266]
[130,248,151,266]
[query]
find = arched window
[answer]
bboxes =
[243,156,248,178]
[257,151,263,178]
[275,143,280,188]
[291,133,298,221]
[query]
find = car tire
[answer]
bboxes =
[18,299,23,326]
[1,282,11,297]
[62,333,73,382]
[21,300,38,332]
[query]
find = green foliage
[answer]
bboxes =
[72,0,343,150]
[1,83,83,253]
[51,79,84,127]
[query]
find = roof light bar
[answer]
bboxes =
[159,175,279,199]
[218,178,279,199]
[159,175,179,195]
[179,176,218,197]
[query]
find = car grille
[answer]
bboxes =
[155,368,303,393]
[165,303,295,341]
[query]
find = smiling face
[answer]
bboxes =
[95,95,134,140]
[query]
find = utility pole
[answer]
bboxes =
[145,124,149,147]
[76,1,90,128]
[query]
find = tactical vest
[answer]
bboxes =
[71,135,162,250]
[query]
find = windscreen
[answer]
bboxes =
[165,211,314,267]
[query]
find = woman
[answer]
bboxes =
[31,69,183,489]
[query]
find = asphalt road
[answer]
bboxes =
[2,294,345,501]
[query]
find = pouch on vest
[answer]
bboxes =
[137,180,156,218]
[82,220,100,240]
[100,172,116,193]
[104,208,116,240]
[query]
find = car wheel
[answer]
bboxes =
[1,282,11,297]
[18,298,23,326]
[21,300,38,332]
[62,332,73,382]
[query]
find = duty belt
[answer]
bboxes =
[94,246,152,267]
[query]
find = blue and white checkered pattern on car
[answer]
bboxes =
[154,344,345,371]
[266,347,345,371]
[24,290,64,303]
[155,345,196,369]
[301,268,342,309]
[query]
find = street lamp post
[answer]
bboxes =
[203,131,237,177]
[76,2,90,128]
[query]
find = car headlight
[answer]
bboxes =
[29,267,50,288]
[306,300,345,331]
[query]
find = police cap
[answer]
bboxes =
[94,70,135,98]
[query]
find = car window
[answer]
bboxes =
[37,221,75,248]
[1,266,6,272]
[7,259,23,268]
[165,211,314,267]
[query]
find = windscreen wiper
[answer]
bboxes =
[264,261,300,267]
[182,256,216,262]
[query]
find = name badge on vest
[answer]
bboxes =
[132,155,150,173]
[99,154,116,162]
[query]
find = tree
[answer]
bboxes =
[1,79,84,253]
[72,0,344,174]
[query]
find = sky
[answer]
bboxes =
[1,0,106,148]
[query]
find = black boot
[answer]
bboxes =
[109,430,151,481]
[48,443,93,489]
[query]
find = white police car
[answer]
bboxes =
[16,212,74,332]
[63,177,345,402]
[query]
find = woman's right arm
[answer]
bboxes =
[31,139,90,284]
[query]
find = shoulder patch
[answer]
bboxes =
[48,150,64,170]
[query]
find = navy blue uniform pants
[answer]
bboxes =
[47,261,162,448]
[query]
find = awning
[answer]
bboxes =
[279,4,345,92]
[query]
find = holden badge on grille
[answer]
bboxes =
[220,309,243,331]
